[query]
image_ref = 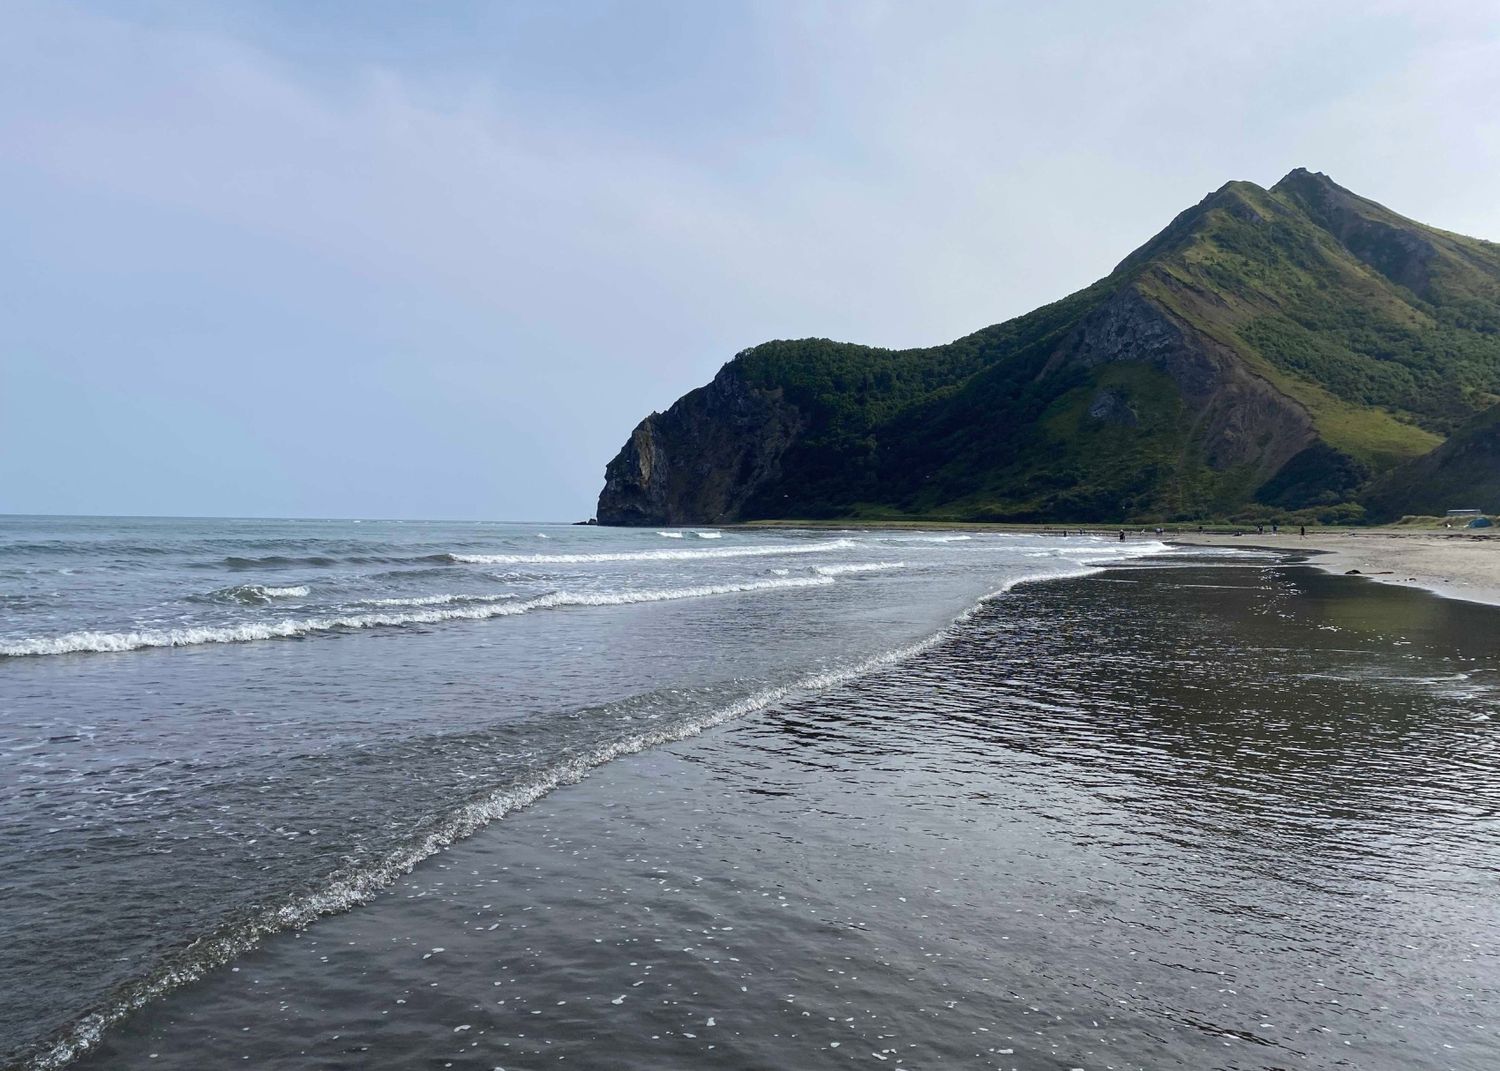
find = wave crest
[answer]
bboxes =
[448,538,856,566]
[357,592,518,608]
[814,561,905,576]
[2,576,835,657]
[196,584,311,605]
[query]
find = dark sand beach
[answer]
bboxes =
[68,553,1500,1071]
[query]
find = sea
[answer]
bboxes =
[2,516,1498,1070]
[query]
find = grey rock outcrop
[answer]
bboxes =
[1045,286,1316,476]
[597,365,805,526]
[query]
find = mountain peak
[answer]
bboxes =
[1270,167,1450,294]
[1276,166,1333,186]
[1272,166,1356,205]
[1111,179,1269,276]
[598,171,1500,526]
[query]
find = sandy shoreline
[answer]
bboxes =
[1171,529,1500,608]
[741,518,1500,609]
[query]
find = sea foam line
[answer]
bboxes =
[357,592,518,608]
[22,544,1177,1071]
[28,630,927,1069]
[447,538,856,565]
[0,576,834,657]
[814,561,905,576]
[885,533,972,543]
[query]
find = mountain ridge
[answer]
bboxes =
[599,170,1500,525]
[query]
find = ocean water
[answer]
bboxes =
[57,554,1500,1071]
[0,516,1165,1068]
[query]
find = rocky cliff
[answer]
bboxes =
[598,170,1500,525]
[597,366,804,526]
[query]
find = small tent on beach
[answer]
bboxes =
[1466,516,1493,528]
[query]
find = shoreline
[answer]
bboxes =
[1169,530,1500,608]
[729,519,1500,610]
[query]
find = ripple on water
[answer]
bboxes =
[60,562,1500,1071]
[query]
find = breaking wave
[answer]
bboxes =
[814,561,905,576]
[1,576,835,657]
[195,584,311,605]
[357,592,518,608]
[447,538,857,565]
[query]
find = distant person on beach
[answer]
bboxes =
[1300,526,1306,537]
[1119,529,1125,541]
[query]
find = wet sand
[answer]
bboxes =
[1174,529,1500,607]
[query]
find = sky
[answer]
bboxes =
[3,1,1498,521]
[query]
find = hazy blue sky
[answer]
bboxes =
[4,1,1498,520]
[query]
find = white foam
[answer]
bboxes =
[0,576,836,657]
[694,531,723,539]
[358,593,518,608]
[202,583,312,604]
[448,538,856,565]
[657,531,685,538]
[814,561,905,576]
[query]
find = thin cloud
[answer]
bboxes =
[2,1,1496,518]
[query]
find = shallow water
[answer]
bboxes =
[1,517,1160,1068]
[63,556,1500,1070]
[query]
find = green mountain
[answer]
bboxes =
[597,169,1500,525]
[1364,403,1500,519]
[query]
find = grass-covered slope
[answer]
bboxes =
[1364,404,1500,520]
[598,169,1500,525]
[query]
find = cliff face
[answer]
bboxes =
[1040,285,1317,477]
[597,366,805,526]
[597,169,1500,525]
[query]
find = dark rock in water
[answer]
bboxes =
[1345,569,1362,575]
[571,518,598,526]
[596,167,1500,526]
